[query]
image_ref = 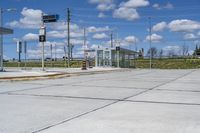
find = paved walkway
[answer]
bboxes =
[0,67,121,81]
[0,69,200,133]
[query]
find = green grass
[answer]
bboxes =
[133,58,200,69]
[4,60,83,68]
[4,58,200,69]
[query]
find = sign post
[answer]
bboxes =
[39,25,46,71]
[39,14,59,71]
[24,41,27,69]
[116,46,120,68]
[17,41,22,68]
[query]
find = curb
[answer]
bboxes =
[0,69,127,82]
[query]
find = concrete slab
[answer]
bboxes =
[40,101,200,133]
[11,85,145,100]
[0,94,113,133]
[129,90,200,104]
[0,69,200,133]
[73,79,162,89]
[155,82,200,91]
[0,82,48,93]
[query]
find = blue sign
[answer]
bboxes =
[43,14,59,23]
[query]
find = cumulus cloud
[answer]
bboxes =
[152,21,167,32]
[124,36,139,43]
[87,26,110,33]
[119,0,149,8]
[23,33,38,41]
[47,31,66,39]
[183,33,198,40]
[168,19,200,32]
[153,2,174,10]
[98,12,107,18]
[113,7,139,21]
[97,3,115,11]
[162,45,182,56]
[6,7,42,29]
[145,33,163,43]
[93,33,109,39]
[120,35,139,46]
[89,0,115,12]
[88,0,113,4]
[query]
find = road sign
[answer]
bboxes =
[42,14,59,23]
[17,41,22,53]
[39,35,46,42]
[116,46,120,51]
[0,27,13,35]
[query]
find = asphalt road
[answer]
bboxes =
[0,69,200,133]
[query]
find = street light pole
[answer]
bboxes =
[0,8,16,71]
[149,17,152,70]
[0,8,3,71]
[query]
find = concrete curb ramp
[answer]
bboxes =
[0,69,125,81]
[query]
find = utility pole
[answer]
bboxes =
[0,8,3,71]
[67,8,71,68]
[149,17,152,70]
[84,28,86,60]
[64,46,67,68]
[0,8,16,71]
[54,43,56,61]
[50,43,53,67]
[71,44,74,60]
[24,41,27,69]
[111,32,113,48]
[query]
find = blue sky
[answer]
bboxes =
[1,0,200,59]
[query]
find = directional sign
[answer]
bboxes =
[42,14,59,23]
[39,35,46,42]
[0,27,13,35]
[116,46,120,51]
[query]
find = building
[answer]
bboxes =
[95,47,138,68]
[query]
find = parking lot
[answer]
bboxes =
[0,69,200,133]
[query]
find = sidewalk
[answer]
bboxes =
[0,67,122,81]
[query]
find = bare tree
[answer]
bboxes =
[182,43,189,56]
[158,49,163,59]
[147,47,157,58]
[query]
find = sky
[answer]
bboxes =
[1,0,200,59]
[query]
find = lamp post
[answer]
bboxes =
[148,17,152,70]
[0,8,16,71]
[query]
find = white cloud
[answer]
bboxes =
[23,33,38,41]
[93,33,109,39]
[145,33,163,43]
[113,7,139,21]
[89,0,113,4]
[49,22,80,31]
[183,33,197,40]
[124,36,139,43]
[162,45,181,56]
[164,2,174,9]
[89,0,115,12]
[153,2,174,10]
[3,55,11,60]
[87,26,110,33]
[119,0,150,8]
[7,7,42,29]
[152,21,167,32]
[90,44,103,49]
[47,31,66,39]
[97,3,115,11]
[98,12,107,18]
[120,35,139,46]
[152,3,160,10]
[197,31,200,36]
[168,19,200,32]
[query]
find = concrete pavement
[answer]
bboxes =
[0,69,200,133]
